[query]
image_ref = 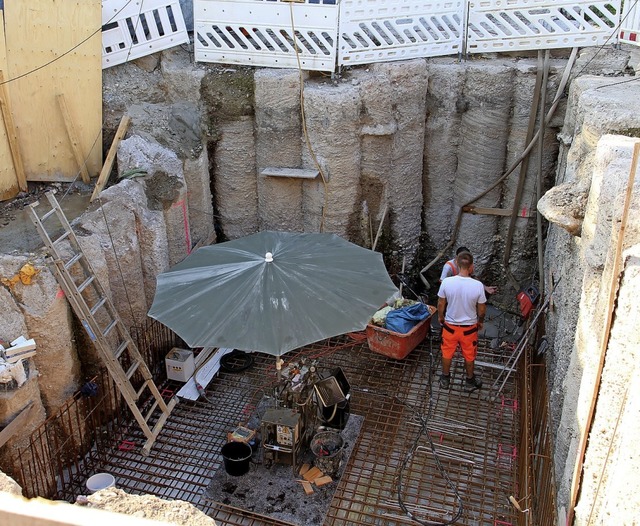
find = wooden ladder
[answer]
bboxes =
[28,191,176,455]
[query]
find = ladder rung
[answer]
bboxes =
[144,400,160,422]
[53,231,71,244]
[64,253,83,269]
[77,276,95,293]
[114,340,129,359]
[102,319,118,337]
[90,297,107,315]
[125,360,141,379]
[40,209,57,222]
[136,380,150,399]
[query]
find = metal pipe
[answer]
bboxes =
[503,50,545,291]
[419,48,578,287]
[536,50,550,299]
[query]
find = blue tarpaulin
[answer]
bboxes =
[385,303,431,334]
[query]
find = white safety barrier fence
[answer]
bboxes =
[102,0,190,69]
[620,0,640,46]
[92,0,629,72]
[338,0,464,66]
[194,0,338,71]
[466,0,622,53]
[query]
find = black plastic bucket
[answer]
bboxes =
[221,441,252,476]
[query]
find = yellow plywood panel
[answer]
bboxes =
[5,1,102,182]
[0,9,20,200]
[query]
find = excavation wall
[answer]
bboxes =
[541,75,640,524]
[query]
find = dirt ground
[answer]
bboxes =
[0,181,91,227]
[82,488,216,525]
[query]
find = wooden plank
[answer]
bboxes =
[56,93,90,183]
[5,1,102,182]
[302,466,323,482]
[0,402,33,448]
[0,70,27,192]
[176,348,235,401]
[314,475,333,487]
[91,114,131,201]
[300,481,314,495]
[0,11,20,201]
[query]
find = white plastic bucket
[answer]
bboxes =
[86,473,116,493]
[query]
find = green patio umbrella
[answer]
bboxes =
[148,231,398,362]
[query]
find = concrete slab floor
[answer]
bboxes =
[80,316,522,526]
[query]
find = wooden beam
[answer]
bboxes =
[0,402,33,448]
[56,93,90,183]
[463,205,531,218]
[0,70,27,191]
[90,114,131,202]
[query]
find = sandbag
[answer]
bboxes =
[385,302,431,334]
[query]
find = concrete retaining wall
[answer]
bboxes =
[541,75,640,524]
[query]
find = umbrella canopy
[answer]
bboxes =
[148,231,398,356]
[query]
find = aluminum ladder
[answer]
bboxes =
[28,191,176,455]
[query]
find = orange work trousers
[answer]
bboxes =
[441,323,479,362]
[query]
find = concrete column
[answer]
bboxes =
[118,135,190,266]
[215,117,258,239]
[78,201,148,331]
[455,62,515,274]
[254,69,304,231]
[302,81,361,236]
[423,60,466,262]
[184,150,215,247]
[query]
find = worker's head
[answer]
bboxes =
[456,246,470,255]
[456,251,473,270]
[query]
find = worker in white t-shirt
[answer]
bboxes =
[437,251,486,391]
[440,246,497,295]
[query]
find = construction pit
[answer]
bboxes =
[1,28,640,526]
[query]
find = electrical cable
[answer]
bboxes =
[351,335,465,525]
[288,1,329,233]
[0,0,136,87]
[220,350,255,373]
[394,336,464,525]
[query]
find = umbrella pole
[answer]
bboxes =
[276,357,284,382]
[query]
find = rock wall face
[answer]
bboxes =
[541,74,640,524]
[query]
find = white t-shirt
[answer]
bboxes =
[437,275,486,325]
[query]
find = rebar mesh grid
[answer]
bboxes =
[9,326,523,525]
[96,335,518,524]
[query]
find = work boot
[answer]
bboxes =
[439,374,450,389]
[464,375,482,391]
